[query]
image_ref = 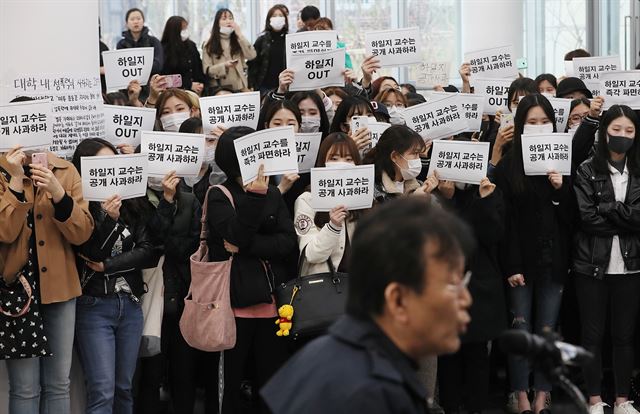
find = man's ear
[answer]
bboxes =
[383,282,410,325]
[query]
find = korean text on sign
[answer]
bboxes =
[81,154,148,202]
[472,78,512,115]
[0,100,52,152]
[199,91,260,134]
[102,47,154,91]
[427,92,486,132]
[234,126,299,185]
[416,62,451,88]
[288,48,345,92]
[140,131,205,177]
[521,133,572,176]
[427,140,489,185]
[311,165,375,211]
[600,70,640,110]
[464,45,518,79]
[402,94,467,140]
[286,30,337,62]
[545,97,572,132]
[572,55,620,97]
[364,27,421,67]
[296,132,322,173]
[103,105,156,147]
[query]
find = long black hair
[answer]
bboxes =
[534,74,558,92]
[215,126,255,181]
[263,4,288,33]
[290,91,330,138]
[71,138,153,226]
[258,100,302,131]
[205,9,242,59]
[363,125,426,184]
[329,96,375,133]
[592,105,640,176]
[508,94,558,194]
[507,77,537,112]
[161,16,188,69]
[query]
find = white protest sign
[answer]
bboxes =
[286,30,338,62]
[473,77,512,115]
[234,126,298,185]
[1,1,105,159]
[199,91,260,134]
[295,132,322,173]
[427,140,490,185]
[521,133,572,176]
[369,121,392,148]
[402,94,467,140]
[103,105,156,147]
[81,154,148,201]
[546,97,572,132]
[289,49,345,92]
[426,92,485,132]
[365,27,421,67]
[573,55,620,97]
[140,131,205,177]
[465,45,518,79]
[600,71,640,110]
[102,47,154,91]
[0,100,53,152]
[564,60,575,77]
[311,165,374,211]
[416,62,451,88]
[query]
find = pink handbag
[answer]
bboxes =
[180,185,236,352]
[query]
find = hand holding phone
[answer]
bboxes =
[501,113,514,129]
[164,74,183,88]
[350,116,369,134]
[31,152,48,187]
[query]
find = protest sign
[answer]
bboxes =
[102,47,154,91]
[416,62,451,88]
[545,97,572,132]
[472,77,512,115]
[600,71,640,110]
[465,45,518,79]
[427,140,489,184]
[199,91,260,134]
[369,121,392,148]
[311,165,374,211]
[286,30,337,62]
[295,132,322,173]
[1,1,104,158]
[402,94,467,140]
[81,153,148,201]
[521,133,572,176]
[140,131,205,177]
[289,49,345,92]
[564,60,575,77]
[365,27,421,67]
[0,100,53,152]
[427,92,485,132]
[103,105,156,147]
[573,55,620,97]
[234,126,298,185]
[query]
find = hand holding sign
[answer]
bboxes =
[436,171,455,200]
[548,170,563,190]
[245,164,269,193]
[278,173,301,194]
[101,194,122,221]
[329,205,348,228]
[590,96,605,118]
[361,55,382,87]
[4,146,27,180]
[278,69,295,94]
[162,170,181,203]
[478,177,496,198]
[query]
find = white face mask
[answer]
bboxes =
[325,161,353,168]
[183,175,201,187]
[219,26,234,36]
[204,146,216,164]
[300,116,321,133]
[270,16,286,31]
[541,92,555,99]
[523,123,554,135]
[388,106,405,125]
[180,29,189,41]
[160,112,190,132]
[148,177,164,192]
[395,155,422,180]
[454,181,469,191]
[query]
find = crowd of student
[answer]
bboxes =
[2,3,640,414]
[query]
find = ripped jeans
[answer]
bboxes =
[508,269,564,392]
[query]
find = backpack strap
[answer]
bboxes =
[199,184,235,241]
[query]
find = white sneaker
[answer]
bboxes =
[589,402,609,414]
[506,392,520,414]
[615,401,640,414]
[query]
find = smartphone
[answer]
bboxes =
[164,74,183,88]
[501,113,514,129]
[31,152,48,169]
[350,116,369,133]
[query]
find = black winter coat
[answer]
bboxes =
[453,186,508,343]
[247,31,286,90]
[573,159,640,279]
[206,180,297,307]
[160,39,206,92]
[148,191,201,302]
[493,153,575,282]
[117,27,164,75]
[261,315,429,414]
[78,206,161,297]
[572,115,600,176]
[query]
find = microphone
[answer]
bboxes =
[498,330,593,367]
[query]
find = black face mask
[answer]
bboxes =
[607,134,634,154]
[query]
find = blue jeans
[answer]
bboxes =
[6,298,76,414]
[508,271,564,392]
[75,294,143,414]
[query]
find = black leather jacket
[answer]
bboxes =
[78,207,161,297]
[573,159,640,279]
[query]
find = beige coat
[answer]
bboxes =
[202,32,256,91]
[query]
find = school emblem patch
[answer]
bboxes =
[295,214,313,235]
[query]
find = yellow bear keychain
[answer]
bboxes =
[275,286,299,336]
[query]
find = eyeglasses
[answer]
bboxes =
[447,270,472,293]
[569,113,588,123]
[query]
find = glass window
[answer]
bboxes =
[258,0,321,34]
[600,0,633,69]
